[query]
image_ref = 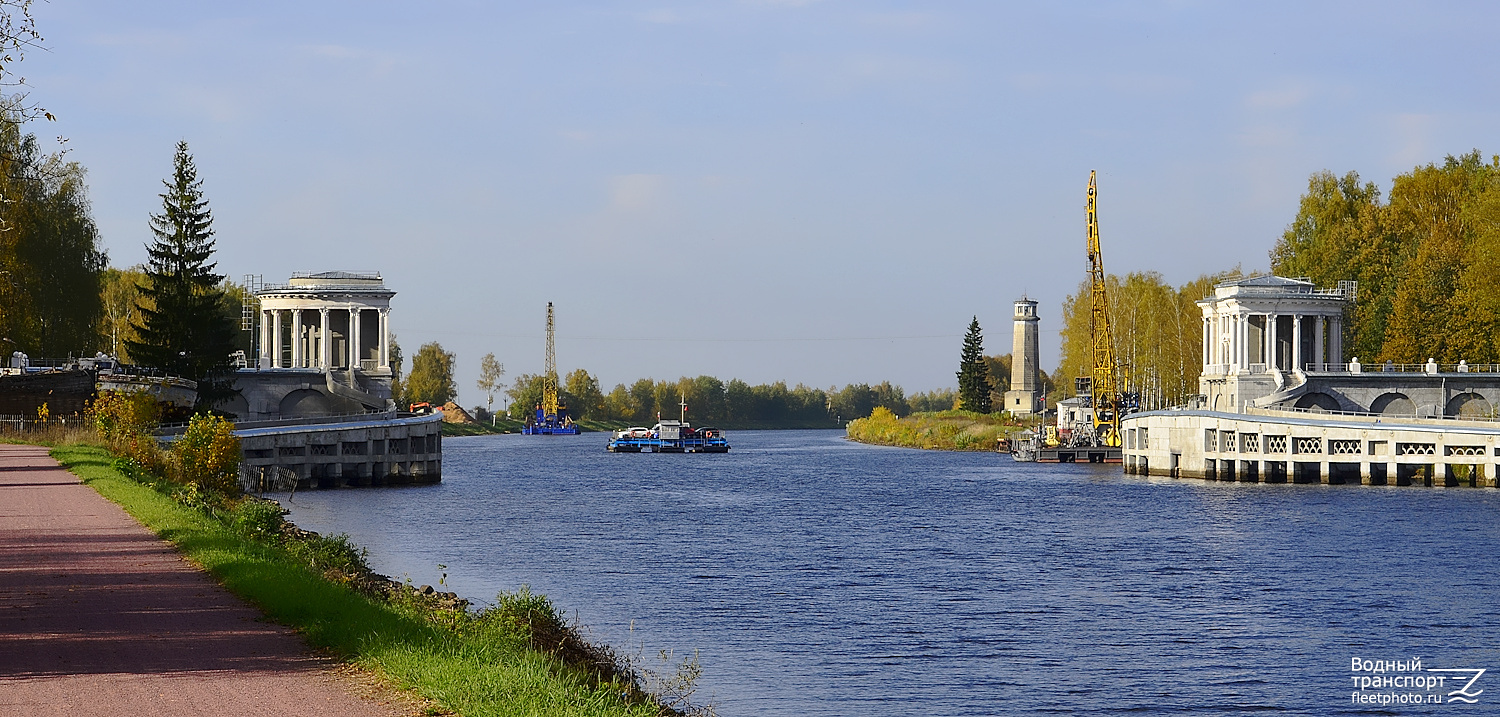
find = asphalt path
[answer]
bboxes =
[0,443,413,716]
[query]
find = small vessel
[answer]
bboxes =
[607,420,729,453]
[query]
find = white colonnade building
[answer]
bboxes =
[1197,276,1354,412]
[256,271,394,374]
[224,271,398,421]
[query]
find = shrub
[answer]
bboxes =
[229,498,287,541]
[170,413,241,493]
[87,390,166,474]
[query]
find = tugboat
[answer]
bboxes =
[607,420,729,453]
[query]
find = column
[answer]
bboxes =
[319,308,332,369]
[379,308,390,369]
[291,310,304,368]
[1238,313,1248,370]
[271,310,283,369]
[260,309,272,368]
[1313,316,1325,370]
[349,306,361,370]
[1292,315,1302,371]
[1228,314,1237,370]
[1202,317,1211,367]
[1266,313,1277,370]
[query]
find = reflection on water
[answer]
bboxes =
[276,429,1500,716]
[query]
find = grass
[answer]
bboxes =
[844,408,1026,451]
[51,443,674,717]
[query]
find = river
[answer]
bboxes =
[274,429,1500,715]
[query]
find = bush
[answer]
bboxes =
[229,498,287,540]
[169,413,241,493]
[87,390,165,473]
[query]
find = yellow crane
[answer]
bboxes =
[1086,171,1123,446]
[542,301,559,419]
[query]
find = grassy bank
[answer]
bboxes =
[52,443,697,717]
[844,407,1024,451]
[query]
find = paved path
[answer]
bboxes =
[0,444,412,716]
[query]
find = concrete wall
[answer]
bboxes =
[1121,408,1500,487]
[226,368,394,422]
[237,412,443,490]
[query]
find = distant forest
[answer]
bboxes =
[500,372,965,429]
[485,327,1067,427]
[1055,149,1500,407]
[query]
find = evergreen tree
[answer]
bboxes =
[956,316,993,413]
[127,141,237,407]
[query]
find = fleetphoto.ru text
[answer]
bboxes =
[1351,657,1485,708]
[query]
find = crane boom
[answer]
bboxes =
[1086,171,1122,445]
[543,302,559,418]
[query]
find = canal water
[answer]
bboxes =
[275,429,1500,715]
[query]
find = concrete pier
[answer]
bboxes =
[1122,407,1500,488]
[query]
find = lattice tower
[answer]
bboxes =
[1086,171,1122,446]
[543,302,559,417]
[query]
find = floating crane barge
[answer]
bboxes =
[523,302,580,435]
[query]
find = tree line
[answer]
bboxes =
[397,315,1057,428]
[1271,150,1500,363]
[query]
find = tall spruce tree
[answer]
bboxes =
[956,316,993,413]
[127,141,237,408]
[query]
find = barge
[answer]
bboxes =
[607,420,729,453]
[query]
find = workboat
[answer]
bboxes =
[607,420,729,453]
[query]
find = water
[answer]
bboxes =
[275,430,1500,715]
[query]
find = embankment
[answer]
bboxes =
[51,442,686,717]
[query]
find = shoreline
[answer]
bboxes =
[47,441,695,717]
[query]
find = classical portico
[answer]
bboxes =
[256,271,394,373]
[1198,276,1353,411]
[221,271,398,421]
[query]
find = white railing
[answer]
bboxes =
[1309,362,1500,374]
[1243,404,1500,424]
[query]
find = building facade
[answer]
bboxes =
[223,272,397,421]
[1123,275,1500,487]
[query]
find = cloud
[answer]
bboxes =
[640,8,683,24]
[1245,83,1313,110]
[859,12,940,30]
[609,174,667,212]
[783,53,958,94]
[745,0,826,6]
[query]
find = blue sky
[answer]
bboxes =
[25,1,1500,406]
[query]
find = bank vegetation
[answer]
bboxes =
[41,393,714,717]
[844,407,1025,452]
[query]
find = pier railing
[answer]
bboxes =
[157,409,411,435]
[1243,404,1500,424]
[1305,362,1500,374]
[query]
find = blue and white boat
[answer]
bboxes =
[607,420,729,453]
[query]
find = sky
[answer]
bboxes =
[21,1,1500,408]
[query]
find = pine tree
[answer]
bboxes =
[956,316,993,413]
[127,141,237,408]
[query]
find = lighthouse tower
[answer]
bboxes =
[1004,298,1041,416]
